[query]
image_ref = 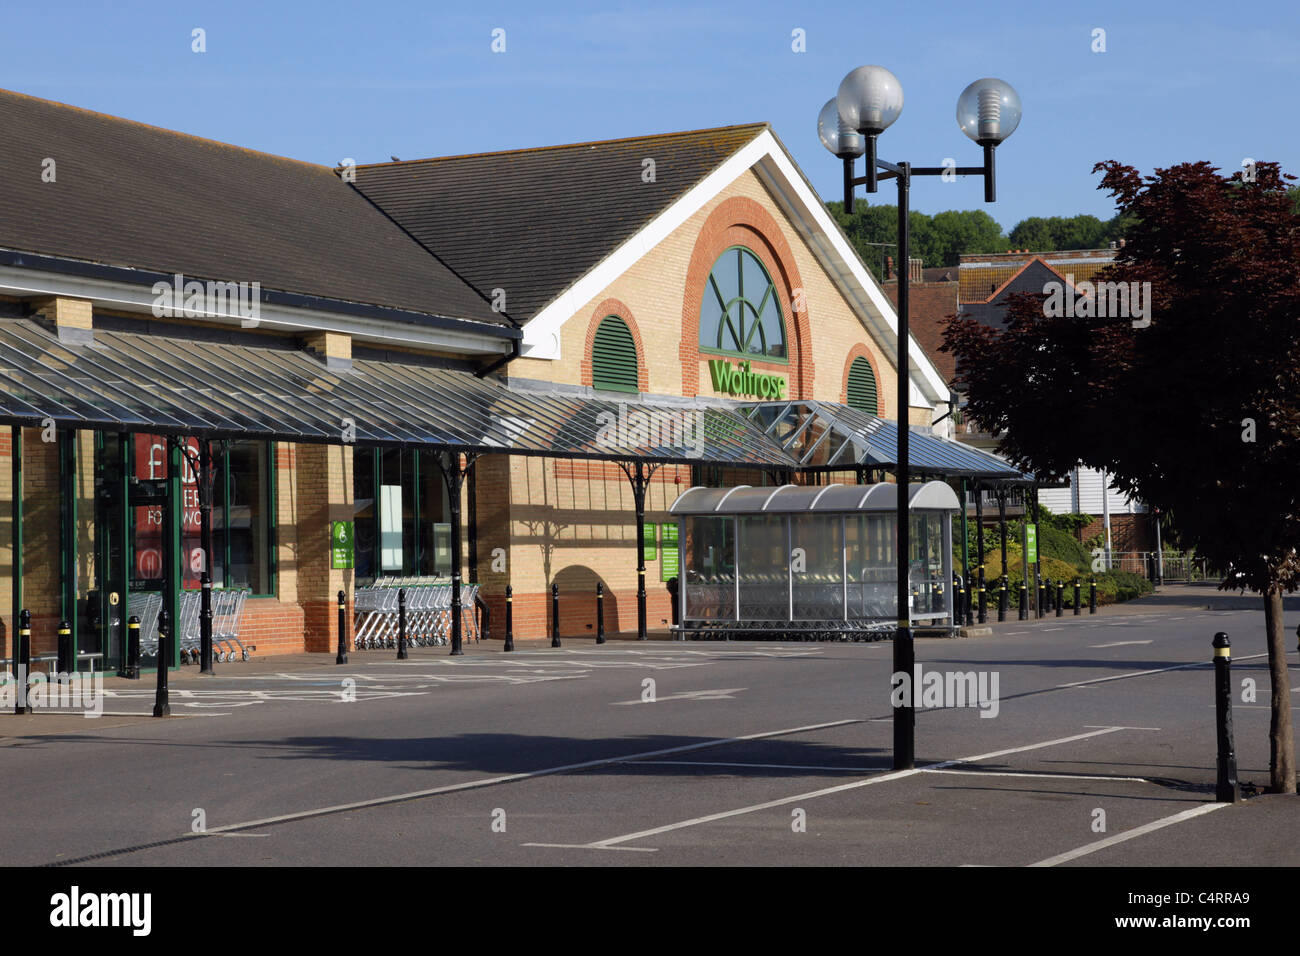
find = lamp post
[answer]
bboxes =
[820,67,1021,770]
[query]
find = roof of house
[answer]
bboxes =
[348,123,770,321]
[883,280,959,387]
[958,250,1113,304]
[0,88,507,329]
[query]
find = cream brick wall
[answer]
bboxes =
[489,166,941,637]
[510,168,908,418]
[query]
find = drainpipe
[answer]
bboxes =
[475,338,521,379]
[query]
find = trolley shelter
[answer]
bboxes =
[670,480,960,639]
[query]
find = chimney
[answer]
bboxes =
[884,255,894,280]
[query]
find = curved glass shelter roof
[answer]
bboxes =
[669,480,961,515]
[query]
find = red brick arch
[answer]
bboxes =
[841,343,885,415]
[580,298,649,392]
[680,196,813,398]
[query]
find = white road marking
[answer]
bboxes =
[922,768,1155,783]
[1055,654,1267,688]
[1083,725,1161,731]
[1028,803,1229,867]
[611,687,745,705]
[635,760,870,772]
[568,727,1130,851]
[1090,640,1154,648]
[521,844,657,852]
[192,718,862,837]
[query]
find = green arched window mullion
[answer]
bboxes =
[698,245,788,363]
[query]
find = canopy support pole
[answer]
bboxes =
[434,450,479,656]
[997,487,1008,623]
[618,460,661,641]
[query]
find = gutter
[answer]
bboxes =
[0,248,522,342]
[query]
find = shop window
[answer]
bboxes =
[698,246,787,360]
[353,448,452,579]
[130,436,275,595]
[846,356,879,416]
[591,315,639,393]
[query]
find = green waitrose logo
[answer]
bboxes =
[707,359,787,399]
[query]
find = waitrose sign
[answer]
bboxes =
[707,359,787,399]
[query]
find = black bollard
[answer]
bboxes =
[15,608,31,714]
[336,590,348,665]
[200,572,214,674]
[997,576,1007,623]
[397,588,408,660]
[1090,578,1097,614]
[126,615,141,680]
[504,585,515,652]
[1036,574,1044,619]
[596,581,606,645]
[1074,579,1081,616]
[977,563,986,625]
[153,609,170,717]
[1018,582,1027,621]
[1044,578,1053,614]
[551,583,561,648]
[1055,581,1064,618]
[1213,633,1239,803]
[955,574,965,626]
[57,619,71,680]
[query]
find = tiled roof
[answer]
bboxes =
[958,252,1113,304]
[348,124,770,321]
[0,88,507,328]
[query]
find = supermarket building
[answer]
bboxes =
[0,88,1020,669]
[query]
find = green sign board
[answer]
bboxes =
[1024,524,1038,564]
[331,520,354,570]
[642,523,657,562]
[660,523,680,581]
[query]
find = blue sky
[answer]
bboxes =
[5,0,1296,233]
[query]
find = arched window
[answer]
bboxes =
[846,356,878,415]
[698,246,787,359]
[591,315,639,393]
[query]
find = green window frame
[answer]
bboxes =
[847,356,879,416]
[591,315,640,393]
[698,245,788,362]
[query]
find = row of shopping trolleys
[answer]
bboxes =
[131,589,252,663]
[353,577,482,649]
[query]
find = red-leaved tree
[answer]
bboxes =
[943,160,1300,792]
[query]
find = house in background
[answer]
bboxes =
[893,247,1156,558]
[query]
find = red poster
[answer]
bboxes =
[133,435,205,587]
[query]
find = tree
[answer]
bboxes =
[1006,213,1130,251]
[827,201,1010,278]
[942,159,1300,793]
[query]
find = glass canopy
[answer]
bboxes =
[0,319,1034,480]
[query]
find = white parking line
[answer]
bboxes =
[922,768,1155,783]
[636,760,871,772]
[1029,803,1229,867]
[551,727,1130,851]
[1056,653,1267,689]
[195,717,863,837]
